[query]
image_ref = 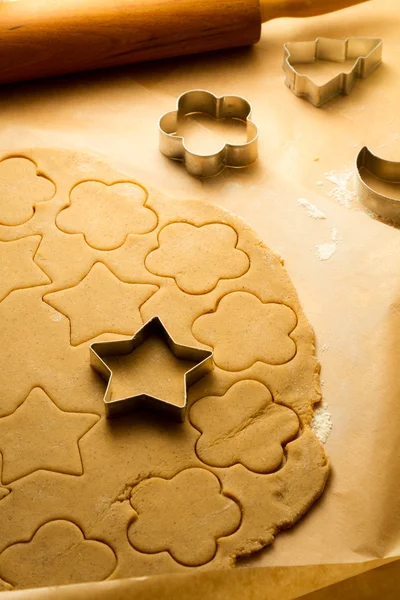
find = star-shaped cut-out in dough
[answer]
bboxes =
[44,262,158,345]
[0,236,51,302]
[0,488,9,501]
[90,317,213,421]
[0,388,98,484]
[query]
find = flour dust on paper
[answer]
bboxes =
[315,227,339,261]
[325,169,358,209]
[311,402,333,444]
[297,198,326,220]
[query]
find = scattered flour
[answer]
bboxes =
[50,311,62,323]
[315,227,338,261]
[297,198,326,219]
[311,402,333,444]
[325,169,357,209]
[321,343,330,353]
[316,242,336,261]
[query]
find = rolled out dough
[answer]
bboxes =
[0,149,329,591]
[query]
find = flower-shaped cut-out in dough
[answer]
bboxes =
[0,520,117,588]
[57,181,158,250]
[128,468,241,566]
[192,292,297,371]
[145,223,249,294]
[190,380,299,473]
[0,157,55,226]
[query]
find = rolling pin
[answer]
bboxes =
[0,0,369,85]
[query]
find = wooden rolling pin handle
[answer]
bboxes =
[0,0,262,85]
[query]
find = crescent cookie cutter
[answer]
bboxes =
[159,89,258,177]
[283,37,383,107]
[90,316,214,421]
[356,146,400,223]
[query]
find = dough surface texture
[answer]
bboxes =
[0,150,329,590]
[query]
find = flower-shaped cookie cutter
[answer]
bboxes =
[159,90,258,177]
[283,37,383,107]
[356,146,400,223]
[90,316,214,421]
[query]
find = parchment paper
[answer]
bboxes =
[1,0,400,596]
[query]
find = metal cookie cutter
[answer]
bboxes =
[90,316,213,421]
[159,90,258,177]
[283,37,383,107]
[356,146,400,223]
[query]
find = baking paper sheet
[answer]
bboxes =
[1,0,400,596]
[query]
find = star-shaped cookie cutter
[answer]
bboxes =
[90,316,214,421]
[283,37,383,107]
[356,146,400,223]
[159,90,258,177]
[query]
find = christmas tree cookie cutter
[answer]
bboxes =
[283,37,383,107]
[356,146,400,223]
[159,89,258,178]
[90,316,213,421]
